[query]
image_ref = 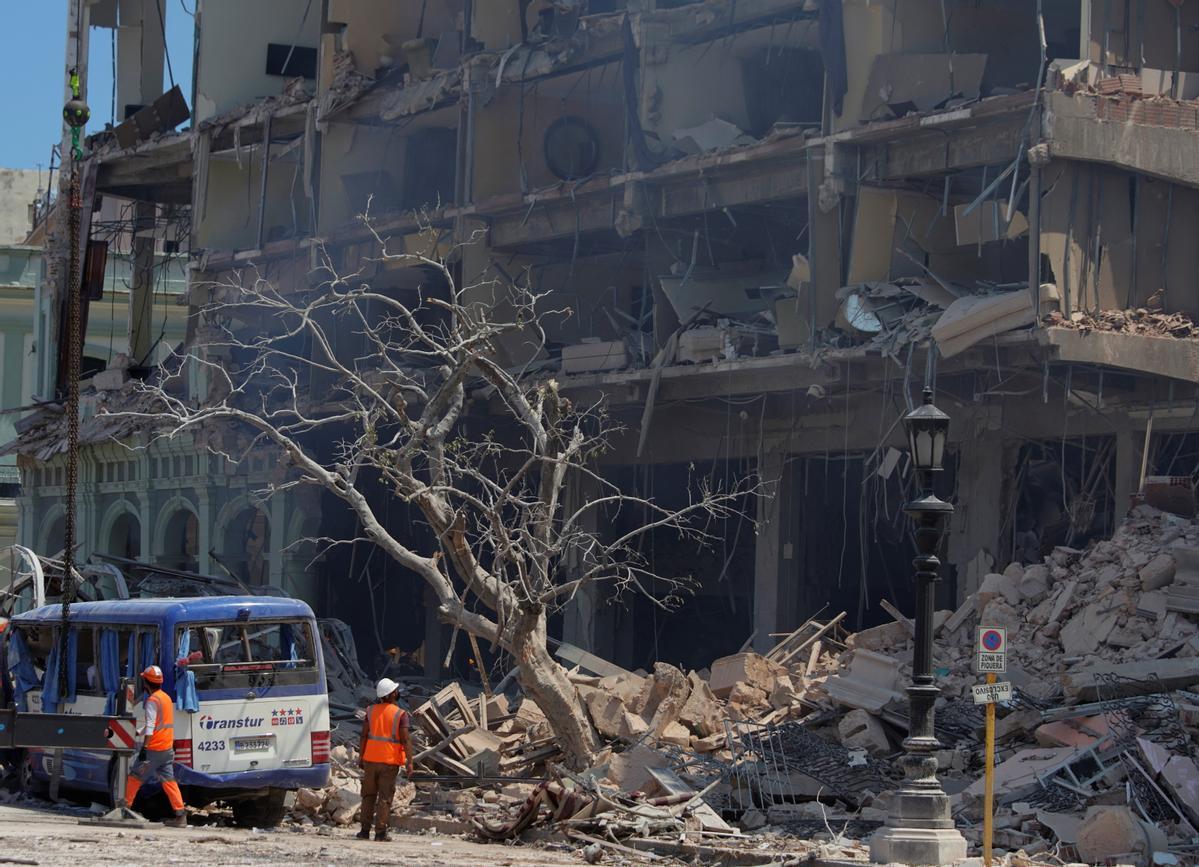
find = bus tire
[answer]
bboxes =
[231,788,287,828]
[17,751,49,800]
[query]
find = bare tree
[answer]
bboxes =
[111,227,753,769]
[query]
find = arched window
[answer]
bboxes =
[161,509,199,573]
[105,512,141,559]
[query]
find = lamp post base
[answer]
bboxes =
[870,788,967,866]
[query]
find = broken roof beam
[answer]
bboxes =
[645,0,817,45]
[485,138,810,251]
[1045,90,1199,190]
[871,109,1030,180]
[1039,327,1199,384]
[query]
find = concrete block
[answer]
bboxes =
[1140,553,1177,591]
[707,652,781,698]
[1076,806,1168,867]
[677,671,724,737]
[598,672,647,710]
[580,685,628,740]
[837,708,890,755]
[640,663,690,737]
[658,720,692,748]
[1019,564,1051,603]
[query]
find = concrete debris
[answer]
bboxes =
[1047,307,1199,338]
[1075,806,1170,867]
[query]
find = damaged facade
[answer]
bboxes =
[12,0,1199,686]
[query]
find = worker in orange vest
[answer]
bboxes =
[125,665,187,827]
[357,678,412,841]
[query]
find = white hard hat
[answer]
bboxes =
[375,678,400,699]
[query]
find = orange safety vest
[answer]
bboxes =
[145,689,175,752]
[361,702,407,766]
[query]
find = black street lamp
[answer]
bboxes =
[870,387,967,865]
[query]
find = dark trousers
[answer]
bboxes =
[360,761,401,832]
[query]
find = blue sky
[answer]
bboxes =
[0,2,194,169]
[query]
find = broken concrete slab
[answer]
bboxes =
[965,747,1079,799]
[1036,809,1083,844]
[823,649,903,713]
[933,285,1059,358]
[604,745,669,794]
[1061,656,1199,701]
[1059,602,1120,656]
[1161,755,1199,827]
[1034,715,1111,748]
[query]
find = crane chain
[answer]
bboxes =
[58,167,83,700]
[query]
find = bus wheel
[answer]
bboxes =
[17,752,49,800]
[231,788,287,828]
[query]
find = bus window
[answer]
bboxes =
[73,626,101,695]
[179,620,318,690]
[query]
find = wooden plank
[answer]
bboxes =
[804,640,823,675]
[776,612,847,665]
[879,599,916,637]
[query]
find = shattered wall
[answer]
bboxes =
[194,0,321,121]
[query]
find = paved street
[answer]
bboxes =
[0,799,586,866]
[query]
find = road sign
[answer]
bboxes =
[971,680,1013,705]
[106,718,137,750]
[976,626,1007,673]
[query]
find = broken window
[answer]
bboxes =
[178,620,319,691]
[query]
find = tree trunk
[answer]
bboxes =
[509,607,600,770]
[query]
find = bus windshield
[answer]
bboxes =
[179,620,319,690]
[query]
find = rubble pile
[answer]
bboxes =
[1047,307,1198,338]
[287,507,1199,865]
[797,504,1199,864]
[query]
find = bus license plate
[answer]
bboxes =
[233,736,273,753]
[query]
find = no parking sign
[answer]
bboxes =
[976,627,1007,673]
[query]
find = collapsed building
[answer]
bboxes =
[10,0,1199,687]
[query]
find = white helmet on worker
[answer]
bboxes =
[375,677,400,699]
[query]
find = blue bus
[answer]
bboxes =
[5,596,331,826]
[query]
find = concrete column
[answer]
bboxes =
[268,492,285,589]
[116,0,166,366]
[1114,423,1146,521]
[946,409,1004,602]
[423,586,445,679]
[196,490,212,575]
[561,472,607,656]
[752,448,786,654]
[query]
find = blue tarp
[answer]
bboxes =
[7,629,42,711]
[100,628,121,714]
[42,629,77,713]
[174,630,198,713]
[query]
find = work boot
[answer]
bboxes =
[374,828,390,842]
[164,812,187,828]
[355,828,371,840]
